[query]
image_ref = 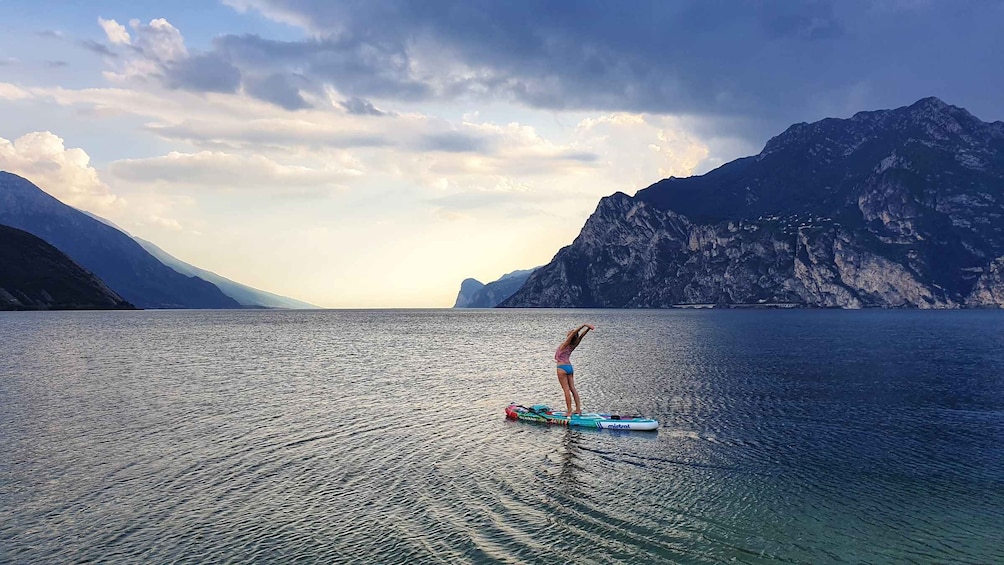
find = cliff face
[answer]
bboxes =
[0,224,135,310]
[454,278,487,308]
[503,98,1004,308]
[454,268,537,308]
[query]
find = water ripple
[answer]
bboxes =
[1,309,1003,564]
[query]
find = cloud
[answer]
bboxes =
[44,2,999,169]
[2,77,713,200]
[98,17,131,45]
[213,33,432,102]
[95,18,191,84]
[36,30,65,39]
[0,132,123,214]
[761,3,845,40]
[242,73,309,110]
[208,0,850,120]
[128,18,187,61]
[573,113,709,182]
[164,53,242,93]
[150,215,183,231]
[107,151,362,192]
[3,81,394,149]
[426,188,540,217]
[0,84,31,100]
[440,120,603,175]
[78,39,117,58]
[0,77,717,245]
[147,120,394,149]
[420,131,492,153]
[207,0,1003,148]
[339,97,387,116]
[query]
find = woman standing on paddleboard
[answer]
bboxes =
[555,324,594,417]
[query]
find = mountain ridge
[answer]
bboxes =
[0,171,239,309]
[453,267,537,308]
[134,237,319,309]
[0,224,135,310]
[503,97,1004,309]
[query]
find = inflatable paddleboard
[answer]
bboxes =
[505,403,658,431]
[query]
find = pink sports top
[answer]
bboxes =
[554,344,573,364]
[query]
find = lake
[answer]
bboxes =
[1,309,1002,564]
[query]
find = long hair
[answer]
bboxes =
[568,331,581,348]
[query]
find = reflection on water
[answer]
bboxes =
[1,308,1003,564]
[556,428,581,493]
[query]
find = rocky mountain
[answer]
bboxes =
[454,278,487,308]
[134,237,318,309]
[0,224,135,310]
[454,268,537,308]
[503,97,1004,308]
[0,171,240,309]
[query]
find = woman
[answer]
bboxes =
[555,324,594,417]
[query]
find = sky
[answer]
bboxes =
[0,0,1002,308]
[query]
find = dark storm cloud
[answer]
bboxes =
[223,0,861,120]
[229,1,1003,141]
[213,33,432,102]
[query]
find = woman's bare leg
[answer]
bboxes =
[567,374,582,415]
[557,369,573,415]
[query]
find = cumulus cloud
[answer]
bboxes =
[0,132,122,214]
[98,17,131,45]
[128,18,187,61]
[94,17,203,87]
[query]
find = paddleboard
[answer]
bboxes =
[505,403,658,431]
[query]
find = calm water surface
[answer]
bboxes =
[1,309,1003,564]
